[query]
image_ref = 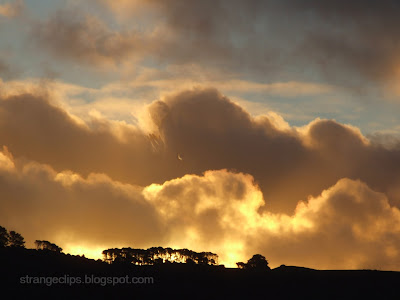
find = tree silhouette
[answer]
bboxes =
[246,254,270,270]
[236,254,271,270]
[35,240,62,253]
[0,226,10,247]
[8,231,25,248]
[102,246,218,266]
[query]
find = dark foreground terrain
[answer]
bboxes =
[1,247,399,299]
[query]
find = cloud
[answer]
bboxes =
[74,0,399,95]
[0,52,22,80]
[142,169,265,266]
[144,171,400,270]
[1,86,400,269]
[367,131,400,150]
[149,88,400,213]
[0,0,23,18]
[2,0,400,270]
[0,146,164,249]
[31,9,151,66]
[2,148,400,270]
[25,0,400,98]
[169,0,400,85]
[1,87,400,216]
[259,178,400,270]
[0,91,180,187]
[119,77,334,97]
[0,60,11,79]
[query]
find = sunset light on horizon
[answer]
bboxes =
[1,0,400,271]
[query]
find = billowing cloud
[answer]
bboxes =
[0,147,164,249]
[2,148,400,270]
[0,91,174,186]
[2,0,400,272]
[142,169,267,266]
[144,172,400,270]
[258,178,400,270]
[1,86,400,268]
[1,87,400,215]
[148,88,400,213]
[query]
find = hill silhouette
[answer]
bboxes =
[1,226,399,299]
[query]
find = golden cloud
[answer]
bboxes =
[1,87,400,214]
[1,147,400,269]
[1,86,400,269]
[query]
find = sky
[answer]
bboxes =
[1,0,400,269]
